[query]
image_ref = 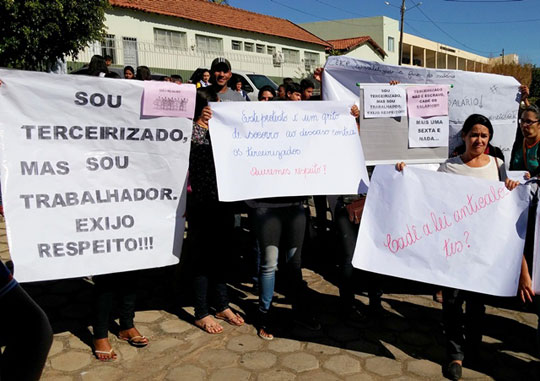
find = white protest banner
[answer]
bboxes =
[532,195,540,293]
[362,85,407,118]
[0,69,191,282]
[323,57,520,162]
[408,116,449,148]
[209,101,369,201]
[353,165,529,296]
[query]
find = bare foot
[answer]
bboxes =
[93,337,117,361]
[215,308,244,326]
[118,327,149,347]
[195,315,223,334]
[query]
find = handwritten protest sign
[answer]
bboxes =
[323,57,520,163]
[0,69,191,282]
[353,165,529,296]
[142,81,196,118]
[362,85,407,118]
[209,101,369,201]
[532,197,540,294]
[406,85,449,118]
[408,116,449,148]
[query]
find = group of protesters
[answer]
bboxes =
[1,53,540,381]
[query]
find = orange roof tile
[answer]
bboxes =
[109,0,330,47]
[328,36,386,57]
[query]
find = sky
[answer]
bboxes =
[228,0,540,66]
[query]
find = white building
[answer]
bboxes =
[301,17,518,71]
[71,0,329,82]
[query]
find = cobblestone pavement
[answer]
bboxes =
[1,221,539,380]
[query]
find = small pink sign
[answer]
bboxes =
[406,85,449,118]
[142,82,196,118]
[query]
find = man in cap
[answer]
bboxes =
[209,57,245,102]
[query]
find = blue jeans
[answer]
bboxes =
[254,205,306,313]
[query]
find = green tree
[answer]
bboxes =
[530,66,540,99]
[209,0,229,4]
[0,0,109,71]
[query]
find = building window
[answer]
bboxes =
[244,42,254,52]
[231,40,242,51]
[267,46,276,55]
[195,34,223,53]
[256,44,265,54]
[388,36,395,53]
[101,34,116,63]
[154,28,187,50]
[282,48,300,64]
[304,52,319,68]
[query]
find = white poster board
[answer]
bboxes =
[0,69,191,282]
[408,116,449,148]
[363,85,407,118]
[353,165,529,296]
[532,197,540,293]
[209,101,369,201]
[323,57,520,164]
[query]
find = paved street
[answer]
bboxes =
[1,220,539,380]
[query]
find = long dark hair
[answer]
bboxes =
[194,87,218,120]
[460,114,494,142]
[88,55,109,77]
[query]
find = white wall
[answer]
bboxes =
[301,16,399,65]
[341,44,386,63]
[93,8,327,78]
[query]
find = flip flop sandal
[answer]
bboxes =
[215,312,245,326]
[119,335,149,348]
[195,320,223,334]
[94,349,117,361]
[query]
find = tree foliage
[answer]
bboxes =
[487,62,532,87]
[530,66,540,99]
[209,0,230,5]
[0,0,109,70]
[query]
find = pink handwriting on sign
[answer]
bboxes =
[250,167,291,176]
[406,85,449,118]
[444,231,471,258]
[453,185,508,223]
[142,82,196,118]
[383,224,422,254]
[294,163,327,177]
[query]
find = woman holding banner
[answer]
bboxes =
[86,65,149,361]
[511,104,540,354]
[398,114,519,380]
[248,83,321,340]
[188,87,245,334]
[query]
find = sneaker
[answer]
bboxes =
[293,313,321,331]
[445,361,462,381]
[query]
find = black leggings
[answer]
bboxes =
[0,284,53,381]
[93,272,138,339]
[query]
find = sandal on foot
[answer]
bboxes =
[433,290,443,303]
[94,349,117,362]
[195,316,223,334]
[257,327,274,341]
[215,311,245,327]
[119,335,149,348]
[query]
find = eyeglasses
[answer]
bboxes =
[520,119,539,126]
